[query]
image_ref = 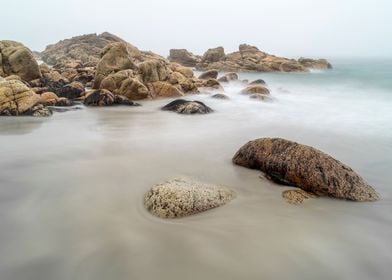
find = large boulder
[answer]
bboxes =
[0,41,42,81]
[138,59,170,83]
[93,42,137,89]
[144,178,234,218]
[233,138,379,201]
[117,78,149,100]
[168,49,201,67]
[0,79,49,116]
[147,81,184,98]
[162,99,213,114]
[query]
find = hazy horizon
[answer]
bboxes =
[2,0,392,58]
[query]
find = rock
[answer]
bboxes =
[241,85,270,95]
[233,138,380,201]
[0,79,44,116]
[298,57,332,69]
[249,93,272,101]
[147,81,184,98]
[99,70,136,92]
[30,104,52,117]
[198,69,218,80]
[168,49,201,67]
[202,79,223,91]
[83,89,139,106]
[249,79,266,85]
[138,59,170,83]
[39,92,73,106]
[41,32,142,66]
[144,177,234,218]
[39,63,51,74]
[218,72,238,82]
[93,42,137,89]
[201,47,226,63]
[56,81,85,99]
[162,99,213,114]
[211,93,229,99]
[282,189,318,205]
[169,63,194,78]
[117,78,149,100]
[4,75,22,81]
[0,40,42,81]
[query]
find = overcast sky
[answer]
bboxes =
[1,0,391,58]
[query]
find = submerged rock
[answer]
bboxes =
[241,85,270,95]
[211,93,229,99]
[144,178,234,218]
[249,79,266,85]
[233,138,379,201]
[282,189,318,205]
[162,99,213,114]
[218,72,239,83]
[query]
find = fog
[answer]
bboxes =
[1,0,391,58]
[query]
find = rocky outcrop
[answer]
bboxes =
[144,178,234,218]
[93,42,137,89]
[41,32,142,66]
[168,43,331,73]
[0,41,42,81]
[168,49,201,67]
[0,79,50,116]
[162,99,213,114]
[298,58,332,69]
[233,138,379,201]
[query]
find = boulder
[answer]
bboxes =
[99,69,136,92]
[0,40,42,81]
[211,93,229,99]
[93,42,137,89]
[83,89,139,106]
[201,47,225,63]
[144,178,234,218]
[39,92,73,106]
[249,79,266,85]
[117,78,149,100]
[138,59,170,83]
[0,79,46,116]
[241,85,270,95]
[162,99,213,114]
[56,81,85,99]
[147,81,184,98]
[168,49,201,67]
[233,138,379,201]
[198,69,218,80]
[218,72,238,82]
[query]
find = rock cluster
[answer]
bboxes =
[233,138,379,201]
[144,178,234,218]
[169,44,332,72]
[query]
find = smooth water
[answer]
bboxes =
[0,59,391,280]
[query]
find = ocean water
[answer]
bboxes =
[0,59,391,280]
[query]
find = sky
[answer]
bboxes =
[1,0,391,58]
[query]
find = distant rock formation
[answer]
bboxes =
[168,44,332,72]
[168,49,201,67]
[41,32,162,66]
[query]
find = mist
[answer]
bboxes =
[1,0,392,58]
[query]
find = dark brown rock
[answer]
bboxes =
[162,99,213,114]
[233,138,379,201]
